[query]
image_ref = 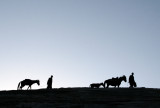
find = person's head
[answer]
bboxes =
[51,75,53,78]
[132,72,134,75]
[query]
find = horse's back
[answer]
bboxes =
[105,78,118,86]
[21,79,32,84]
[90,83,101,88]
[25,79,31,80]
[24,79,31,81]
[105,79,114,83]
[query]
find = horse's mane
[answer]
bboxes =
[120,75,126,78]
[119,75,126,82]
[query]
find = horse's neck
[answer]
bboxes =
[119,77,123,82]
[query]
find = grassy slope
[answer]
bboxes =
[0,88,160,108]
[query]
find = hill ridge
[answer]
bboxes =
[0,88,160,108]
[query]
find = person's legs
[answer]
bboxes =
[130,83,133,88]
[48,85,52,89]
[47,85,50,89]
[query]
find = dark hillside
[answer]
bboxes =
[0,88,160,108]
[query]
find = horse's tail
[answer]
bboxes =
[17,81,21,90]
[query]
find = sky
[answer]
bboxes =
[0,0,160,90]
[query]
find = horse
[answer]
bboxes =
[90,83,104,88]
[17,79,40,90]
[104,75,127,88]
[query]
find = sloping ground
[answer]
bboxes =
[0,88,160,108]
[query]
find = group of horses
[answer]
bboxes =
[90,75,127,88]
[17,75,127,90]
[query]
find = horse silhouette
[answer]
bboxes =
[90,83,104,88]
[104,75,127,88]
[17,79,40,90]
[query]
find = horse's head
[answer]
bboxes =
[122,75,127,82]
[36,80,40,86]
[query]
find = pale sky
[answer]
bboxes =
[0,0,160,90]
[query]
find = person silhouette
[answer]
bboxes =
[47,75,53,89]
[129,72,136,88]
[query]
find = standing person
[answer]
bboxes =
[129,72,136,88]
[47,75,53,89]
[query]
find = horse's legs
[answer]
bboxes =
[98,85,100,88]
[104,82,108,88]
[20,86,22,90]
[103,83,105,88]
[104,83,106,88]
[27,86,30,90]
[107,84,109,88]
[20,85,24,90]
[27,85,31,90]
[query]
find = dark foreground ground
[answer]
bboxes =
[0,88,160,108]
